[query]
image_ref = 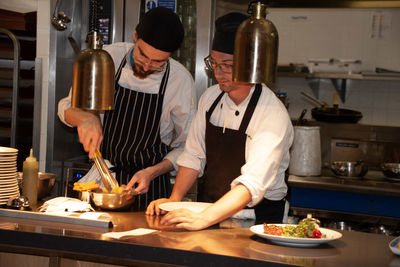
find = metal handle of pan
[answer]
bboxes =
[301,92,329,107]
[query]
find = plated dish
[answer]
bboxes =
[389,236,400,255]
[159,201,212,213]
[250,224,342,247]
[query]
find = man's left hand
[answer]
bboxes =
[126,169,152,194]
[160,209,211,231]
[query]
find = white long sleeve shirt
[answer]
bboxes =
[177,84,294,207]
[58,42,196,174]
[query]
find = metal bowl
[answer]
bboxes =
[331,161,368,178]
[18,172,56,199]
[90,189,136,210]
[381,163,400,179]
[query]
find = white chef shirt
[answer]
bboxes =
[177,84,294,207]
[58,42,196,174]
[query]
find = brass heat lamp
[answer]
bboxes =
[233,1,278,89]
[71,31,115,110]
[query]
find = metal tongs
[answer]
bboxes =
[93,148,119,192]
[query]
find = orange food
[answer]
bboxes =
[102,186,125,194]
[73,180,99,191]
[264,224,284,236]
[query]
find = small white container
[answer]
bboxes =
[289,126,321,176]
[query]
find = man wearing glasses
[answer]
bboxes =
[58,7,195,210]
[147,12,293,229]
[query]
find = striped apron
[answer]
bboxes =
[101,52,171,211]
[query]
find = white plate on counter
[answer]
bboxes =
[159,202,212,213]
[250,224,342,247]
[389,236,400,255]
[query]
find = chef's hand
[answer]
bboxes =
[75,111,103,159]
[126,168,152,194]
[160,209,211,231]
[146,198,171,216]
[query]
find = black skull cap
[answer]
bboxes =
[136,7,184,52]
[212,12,249,54]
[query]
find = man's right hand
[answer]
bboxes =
[146,198,171,216]
[77,112,103,158]
[65,108,103,159]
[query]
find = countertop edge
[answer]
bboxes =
[0,229,289,267]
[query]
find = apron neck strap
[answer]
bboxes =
[238,83,262,132]
[206,91,225,122]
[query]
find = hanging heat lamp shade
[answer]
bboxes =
[233,1,278,89]
[71,32,115,110]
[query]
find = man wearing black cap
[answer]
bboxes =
[58,7,195,210]
[147,12,293,229]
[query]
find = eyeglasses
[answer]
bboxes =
[131,47,168,72]
[204,55,233,73]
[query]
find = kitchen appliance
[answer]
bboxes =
[71,0,115,111]
[301,92,362,123]
[330,138,366,163]
[289,126,321,176]
[233,1,278,89]
[62,156,92,198]
[71,32,115,110]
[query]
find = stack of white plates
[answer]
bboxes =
[0,146,19,205]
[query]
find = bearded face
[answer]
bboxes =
[132,61,156,79]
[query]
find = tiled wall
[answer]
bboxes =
[268,8,400,72]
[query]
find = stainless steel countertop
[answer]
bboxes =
[0,210,397,266]
[288,169,400,197]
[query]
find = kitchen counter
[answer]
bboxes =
[288,174,400,197]
[0,209,398,267]
[287,174,400,226]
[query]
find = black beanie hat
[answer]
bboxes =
[136,7,184,52]
[212,12,249,54]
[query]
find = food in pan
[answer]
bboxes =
[73,181,128,194]
[73,180,100,191]
[264,220,323,238]
[101,186,125,194]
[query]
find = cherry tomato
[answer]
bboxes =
[312,229,322,238]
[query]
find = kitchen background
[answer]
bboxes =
[216,1,400,126]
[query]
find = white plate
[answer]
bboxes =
[0,147,18,154]
[0,168,17,174]
[0,184,18,192]
[0,157,17,162]
[389,236,400,255]
[250,224,342,247]
[0,179,17,185]
[159,201,212,213]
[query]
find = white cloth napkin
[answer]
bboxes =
[78,160,115,188]
[38,197,94,213]
[102,228,158,239]
[231,209,256,220]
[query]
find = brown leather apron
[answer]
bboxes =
[198,84,285,223]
